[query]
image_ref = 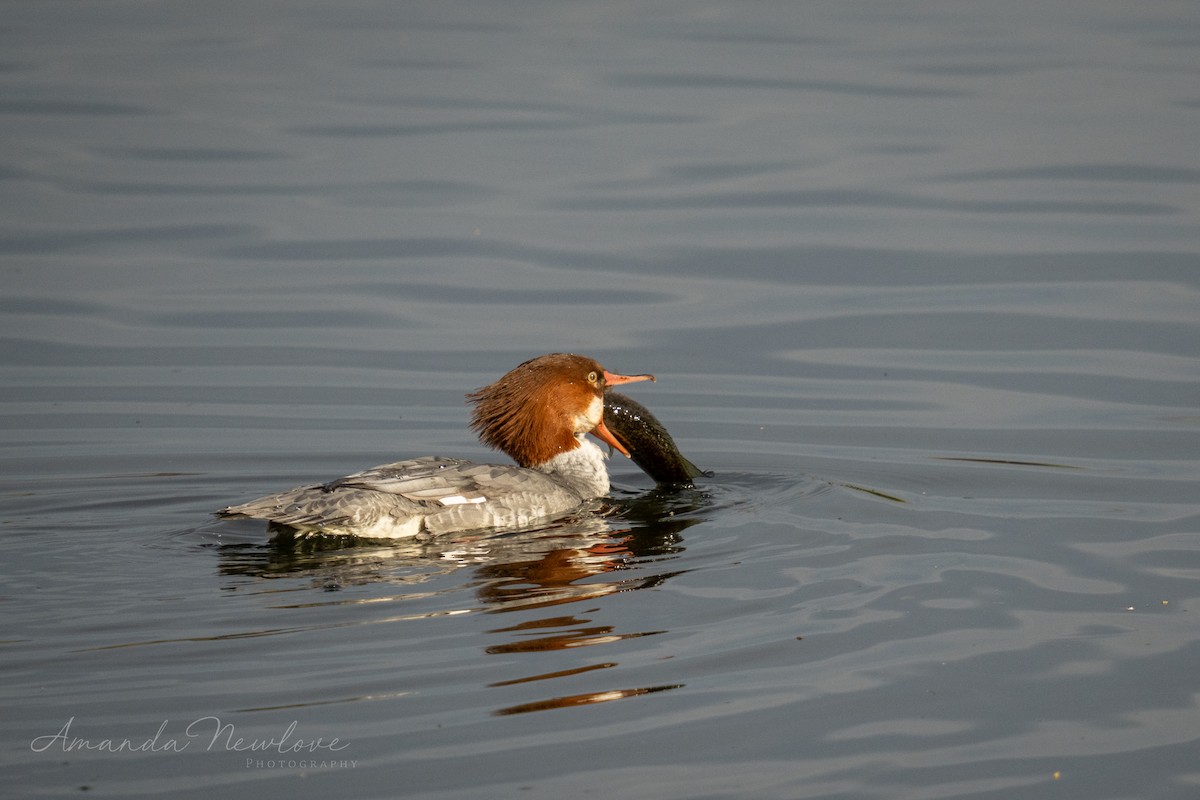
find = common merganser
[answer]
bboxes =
[217,353,655,538]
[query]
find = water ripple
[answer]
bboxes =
[606,72,967,98]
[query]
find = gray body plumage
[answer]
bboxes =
[217,446,608,538]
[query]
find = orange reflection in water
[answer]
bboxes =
[493,684,684,716]
[485,621,663,655]
[479,533,684,714]
[473,536,635,610]
[489,661,616,687]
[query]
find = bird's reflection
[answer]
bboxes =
[206,485,712,714]
[211,486,709,605]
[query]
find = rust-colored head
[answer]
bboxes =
[467,353,654,468]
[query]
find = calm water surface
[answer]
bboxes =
[3,1,1199,798]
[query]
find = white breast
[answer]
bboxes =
[537,435,610,498]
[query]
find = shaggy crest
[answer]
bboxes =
[467,353,607,468]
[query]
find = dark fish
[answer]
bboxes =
[604,391,706,487]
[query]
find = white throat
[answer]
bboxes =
[535,435,610,499]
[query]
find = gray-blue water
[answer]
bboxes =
[3,1,1199,798]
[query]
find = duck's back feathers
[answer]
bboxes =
[217,456,591,538]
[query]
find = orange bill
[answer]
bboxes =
[590,417,631,458]
[603,369,655,386]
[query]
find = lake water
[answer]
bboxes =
[3,1,1199,798]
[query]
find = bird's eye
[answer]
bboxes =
[587,371,599,384]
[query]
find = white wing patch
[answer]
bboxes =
[438,494,488,506]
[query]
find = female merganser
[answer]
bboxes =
[217,353,655,538]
